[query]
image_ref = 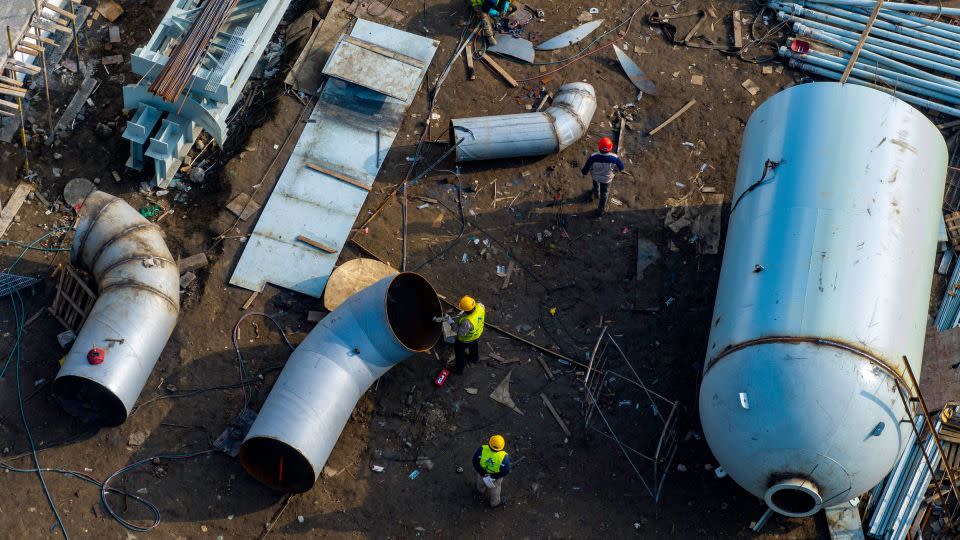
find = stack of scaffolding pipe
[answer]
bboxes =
[769,0,960,117]
[864,410,954,540]
[799,0,960,17]
[935,260,960,330]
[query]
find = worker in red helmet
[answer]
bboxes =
[581,137,625,217]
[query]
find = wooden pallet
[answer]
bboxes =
[947,212,960,252]
[49,263,97,332]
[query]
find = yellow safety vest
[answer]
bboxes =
[470,0,484,7]
[479,444,507,474]
[457,303,485,343]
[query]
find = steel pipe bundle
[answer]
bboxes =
[240,273,442,493]
[149,0,240,102]
[52,191,181,426]
[700,83,947,518]
[770,1,960,118]
[865,410,954,540]
[450,82,597,162]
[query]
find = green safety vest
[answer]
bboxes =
[480,444,507,474]
[457,304,485,343]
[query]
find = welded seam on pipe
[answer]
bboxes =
[98,281,180,310]
[87,223,161,270]
[98,255,178,279]
[74,197,122,254]
[704,335,911,390]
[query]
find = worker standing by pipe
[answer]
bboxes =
[581,137,625,217]
[454,295,485,374]
[469,0,510,46]
[472,434,511,507]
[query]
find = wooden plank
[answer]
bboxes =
[0,85,27,98]
[535,91,552,112]
[241,290,259,311]
[535,355,555,381]
[305,162,371,191]
[0,109,14,118]
[480,54,519,88]
[43,2,78,20]
[616,117,627,155]
[0,75,23,87]
[540,393,571,437]
[296,235,338,254]
[500,260,515,290]
[841,0,884,83]
[732,10,743,49]
[17,41,44,54]
[464,42,476,80]
[0,184,35,239]
[648,99,696,136]
[0,98,20,111]
[6,61,41,75]
[284,0,353,95]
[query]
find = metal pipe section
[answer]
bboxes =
[776,4,960,58]
[451,82,597,162]
[797,2,960,47]
[700,83,948,518]
[240,273,442,492]
[780,47,960,104]
[785,58,960,117]
[793,24,960,79]
[52,191,180,426]
[799,0,960,17]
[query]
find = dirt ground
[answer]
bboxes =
[0,0,834,538]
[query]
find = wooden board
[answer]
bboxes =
[946,211,960,252]
[324,258,398,311]
[480,54,519,88]
[649,99,696,136]
[920,326,960,411]
[284,0,354,95]
[0,183,34,239]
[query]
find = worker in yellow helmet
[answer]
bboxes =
[469,0,510,46]
[472,434,511,507]
[454,295,485,375]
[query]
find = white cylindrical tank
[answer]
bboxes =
[700,82,947,517]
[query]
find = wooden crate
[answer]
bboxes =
[49,264,97,332]
[946,211,960,252]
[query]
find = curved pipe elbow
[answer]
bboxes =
[240,273,442,493]
[53,191,180,426]
[451,82,597,162]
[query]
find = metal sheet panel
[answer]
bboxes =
[230,20,438,297]
[487,34,535,63]
[323,35,426,102]
[536,20,604,50]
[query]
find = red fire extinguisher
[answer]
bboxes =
[434,368,450,387]
[87,347,106,365]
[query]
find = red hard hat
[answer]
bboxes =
[598,137,614,152]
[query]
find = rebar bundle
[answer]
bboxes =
[148,0,240,102]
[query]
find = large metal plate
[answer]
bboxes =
[536,20,604,51]
[614,46,656,96]
[322,34,427,102]
[487,34,535,63]
[230,20,439,297]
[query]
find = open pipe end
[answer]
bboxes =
[386,273,443,352]
[52,375,128,427]
[239,437,316,493]
[765,477,823,517]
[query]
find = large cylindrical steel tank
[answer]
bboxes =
[700,82,947,517]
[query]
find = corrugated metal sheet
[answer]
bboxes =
[230,19,438,297]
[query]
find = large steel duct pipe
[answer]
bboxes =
[52,191,180,426]
[700,83,947,518]
[240,273,442,492]
[450,82,597,162]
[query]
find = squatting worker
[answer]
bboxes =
[454,295,485,374]
[473,434,511,507]
[581,137,626,217]
[470,0,510,46]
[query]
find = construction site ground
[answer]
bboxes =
[0,0,825,538]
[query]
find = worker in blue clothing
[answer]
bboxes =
[472,434,511,507]
[470,0,511,46]
[581,137,626,217]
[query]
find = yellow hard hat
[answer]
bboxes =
[489,434,505,451]
[459,295,476,312]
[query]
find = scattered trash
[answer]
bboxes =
[57,330,77,349]
[127,431,148,447]
[179,253,209,273]
[371,465,385,473]
[676,464,687,472]
[714,466,728,478]
[465,387,478,395]
[297,515,305,524]
[691,74,704,86]
[139,204,163,219]
[741,78,760,96]
[490,370,524,415]
[408,470,420,480]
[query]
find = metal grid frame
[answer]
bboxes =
[582,326,680,503]
[49,263,96,332]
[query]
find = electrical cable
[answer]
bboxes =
[2,227,72,539]
[231,312,295,408]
